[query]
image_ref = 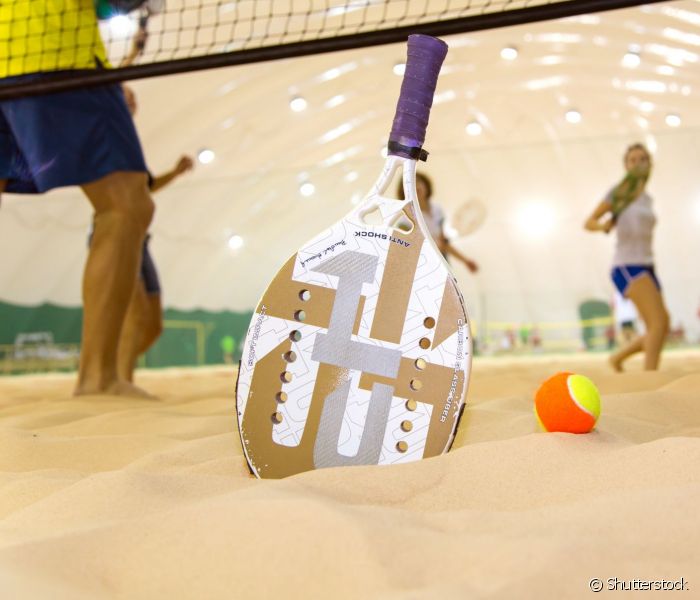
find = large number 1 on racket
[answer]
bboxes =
[236,35,471,478]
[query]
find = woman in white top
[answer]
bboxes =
[585,143,669,371]
[397,172,479,273]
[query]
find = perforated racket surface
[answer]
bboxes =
[236,35,471,479]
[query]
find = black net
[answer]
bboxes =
[1,0,669,98]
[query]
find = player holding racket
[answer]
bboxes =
[397,172,479,273]
[584,143,669,371]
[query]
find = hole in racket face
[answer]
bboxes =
[415,358,427,370]
[410,379,423,391]
[283,351,297,363]
[358,203,414,233]
[405,399,417,411]
[401,420,413,432]
[271,412,283,424]
[396,441,408,453]
[294,310,306,322]
[359,205,384,226]
[424,317,436,329]
[419,337,431,350]
[299,289,311,301]
[393,211,414,233]
[289,330,302,342]
[276,391,287,403]
[280,371,293,383]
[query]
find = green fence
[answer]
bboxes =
[0,300,252,374]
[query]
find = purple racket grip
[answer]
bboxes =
[388,34,448,158]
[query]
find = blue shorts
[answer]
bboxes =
[611,265,661,297]
[0,71,147,194]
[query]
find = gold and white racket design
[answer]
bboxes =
[236,35,471,478]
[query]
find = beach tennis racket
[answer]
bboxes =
[450,197,487,237]
[135,0,164,51]
[236,35,472,479]
[608,166,650,228]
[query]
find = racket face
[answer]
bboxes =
[144,0,165,13]
[236,158,472,478]
[452,198,487,237]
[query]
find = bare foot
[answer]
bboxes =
[608,355,623,373]
[74,379,157,399]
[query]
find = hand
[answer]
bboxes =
[174,155,194,175]
[601,218,614,234]
[463,258,479,273]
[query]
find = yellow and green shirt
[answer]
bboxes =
[0,0,109,78]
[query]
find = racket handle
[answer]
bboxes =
[389,35,448,159]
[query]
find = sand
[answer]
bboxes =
[1,351,699,599]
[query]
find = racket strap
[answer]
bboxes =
[388,141,429,162]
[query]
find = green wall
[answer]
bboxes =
[0,300,252,371]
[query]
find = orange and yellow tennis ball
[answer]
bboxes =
[534,372,601,433]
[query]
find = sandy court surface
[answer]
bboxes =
[1,351,699,599]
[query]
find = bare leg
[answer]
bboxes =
[609,335,644,372]
[117,287,162,382]
[625,275,669,371]
[76,171,155,396]
[144,294,163,351]
[117,281,149,382]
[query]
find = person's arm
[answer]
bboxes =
[444,237,478,273]
[584,199,613,233]
[150,156,194,193]
[434,209,479,273]
[119,26,148,68]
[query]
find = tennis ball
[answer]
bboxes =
[534,372,601,433]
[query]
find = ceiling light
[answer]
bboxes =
[227,235,244,250]
[324,94,346,108]
[565,109,582,124]
[300,182,316,197]
[665,113,681,127]
[197,149,215,164]
[500,46,518,60]
[465,121,482,136]
[625,80,667,93]
[108,15,134,38]
[290,96,308,112]
[635,116,649,130]
[622,52,641,68]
